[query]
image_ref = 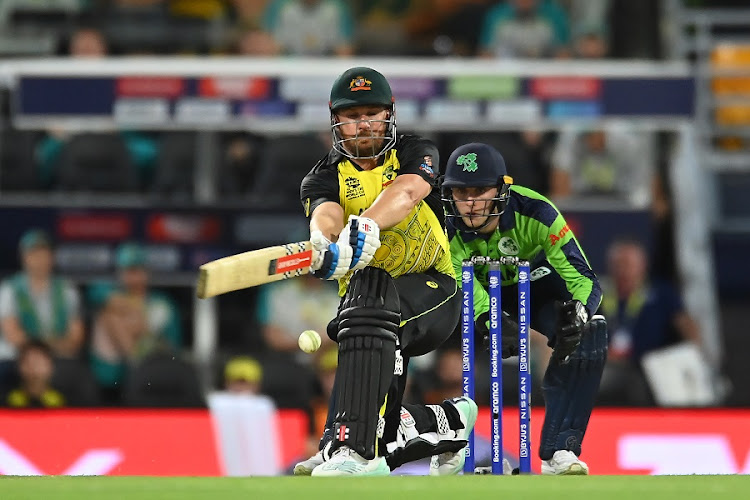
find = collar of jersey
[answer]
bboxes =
[331,149,388,172]
[349,156,386,172]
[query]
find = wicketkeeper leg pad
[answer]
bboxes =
[331,267,401,459]
[539,315,608,460]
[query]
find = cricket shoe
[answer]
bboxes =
[293,450,324,476]
[311,446,390,477]
[541,450,589,475]
[429,397,478,476]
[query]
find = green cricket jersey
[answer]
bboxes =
[449,185,602,321]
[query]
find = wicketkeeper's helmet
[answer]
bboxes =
[441,143,514,233]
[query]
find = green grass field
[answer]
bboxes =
[2,475,749,500]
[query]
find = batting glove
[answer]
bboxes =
[309,230,352,280]
[337,215,381,271]
[310,230,331,271]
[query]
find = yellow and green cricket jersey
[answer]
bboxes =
[301,135,453,295]
[449,185,602,320]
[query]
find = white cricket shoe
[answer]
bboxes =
[293,450,324,476]
[429,397,478,476]
[541,450,589,475]
[311,446,390,477]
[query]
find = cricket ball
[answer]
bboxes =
[298,329,322,353]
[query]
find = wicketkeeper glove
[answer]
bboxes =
[337,215,381,271]
[552,299,589,362]
[309,229,352,280]
[475,310,519,359]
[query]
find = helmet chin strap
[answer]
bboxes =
[461,212,502,234]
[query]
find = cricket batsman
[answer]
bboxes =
[439,142,608,475]
[295,67,477,476]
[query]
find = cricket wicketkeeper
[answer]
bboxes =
[441,142,608,475]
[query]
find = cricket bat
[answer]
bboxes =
[196,241,314,299]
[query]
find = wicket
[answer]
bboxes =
[461,256,532,475]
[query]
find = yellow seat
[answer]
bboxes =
[712,45,750,67]
[716,105,750,125]
[712,46,750,96]
[713,77,750,94]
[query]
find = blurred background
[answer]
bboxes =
[0,0,748,476]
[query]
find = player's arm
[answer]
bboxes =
[360,174,431,230]
[363,135,438,229]
[541,219,601,317]
[340,137,439,271]
[310,201,345,242]
[529,199,601,316]
[332,174,430,275]
[333,173,430,274]
[307,201,358,279]
[300,163,355,280]
[530,200,601,360]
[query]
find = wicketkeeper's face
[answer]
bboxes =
[452,186,499,229]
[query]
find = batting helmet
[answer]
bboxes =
[329,67,397,159]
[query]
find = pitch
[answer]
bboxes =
[2,475,749,500]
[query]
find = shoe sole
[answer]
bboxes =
[541,463,589,475]
[559,463,588,475]
[312,470,390,477]
[358,468,391,477]
[311,459,390,477]
[293,464,315,476]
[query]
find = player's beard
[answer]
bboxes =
[345,131,385,158]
